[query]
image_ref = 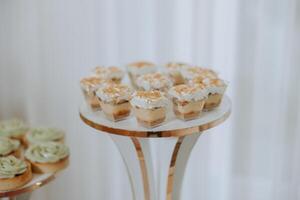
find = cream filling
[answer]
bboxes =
[136,76,173,91]
[0,119,29,137]
[130,96,168,109]
[25,142,69,163]
[169,87,207,101]
[0,137,20,156]
[100,102,131,115]
[127,65,157,76]
[0,156,27,179]
[174,100,204,114]
[26,128,64,144]
[133,107,166,121]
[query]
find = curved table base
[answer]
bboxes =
[111,132,202,200]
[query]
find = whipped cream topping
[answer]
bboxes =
[136,72,173,91]
[25,142,69,163]
[96,84,133,104]
[0,137,20,156]
[202,78,227,94]
[182,66,218,80]
[0,119,29,138]
[26,128,64,144]
[93,66,124,80]
[127,61,157,75]
[130,91,168,109]
[80,76,112,93]
[169,84,207,102]
[0,156,27,179]
[165,62,190,74]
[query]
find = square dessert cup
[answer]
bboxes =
[82,90,102,111]
[136,72,173,93]
[99,101,131,122]
[165,62,191,85]
[169,84,207,121]
[172,99,205,121]
[203,93,224,111]
[96,83,133,122]
[133,106,166,128]
[127,61,157,88]
[130,90,168,128]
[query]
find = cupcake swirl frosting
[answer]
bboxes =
[0,156,27,179]
[25,142,69,163]
[0,137,20,156]
[0,119,29,138]
[26,128,64,144]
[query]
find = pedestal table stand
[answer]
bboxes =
[80,96,231,200]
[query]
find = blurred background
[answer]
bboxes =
[0,0,299,199]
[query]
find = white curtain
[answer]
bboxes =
[0,0,299,199]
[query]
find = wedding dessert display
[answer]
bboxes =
[0,119,70,192]
[80,61,228,128]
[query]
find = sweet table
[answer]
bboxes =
[80,96,231,200]
[0,173,56,200]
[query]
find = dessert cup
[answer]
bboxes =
[96,84,133,121]
[169,84,207,120]
[0,156,33,191]
[201,78,227,111]
[126,61,157,88]
[80,76,111,111]
[25,142,70,174]
[93,66,124,83]
[130,91,168,128]
[182,66,218,82]
[0,119,29,141]
[136,72,173,93]
[23,127,65,147]
[0,137,21,158]
[165,62,190,85]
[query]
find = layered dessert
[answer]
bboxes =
[96,84,133,121]
[127,61,157,88]
[0,137,21,158]
[169,84,207,120]
[165,62,190,85]
[94,66,124,83]
[80,76,112,111]
[0,119,29,141]
[25,142,69,173]
[182,66,218,82]
[130,91,168,128]
[201,78,227,110]
[24,127,65,147]
[0,156,32,191]
[136,72,173,93]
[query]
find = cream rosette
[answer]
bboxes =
[0,137,20,156]
[26,128,64,144]
[0,119,29,138]
[0,156,27,179]
[25,142,69,163]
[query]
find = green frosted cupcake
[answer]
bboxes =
[24,128,65,146]
[0,119,29,140]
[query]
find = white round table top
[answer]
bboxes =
[80,95,231,138]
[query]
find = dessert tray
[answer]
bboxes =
[79,62,231,200]
[0,173,55,198]
[80,95,231,137]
